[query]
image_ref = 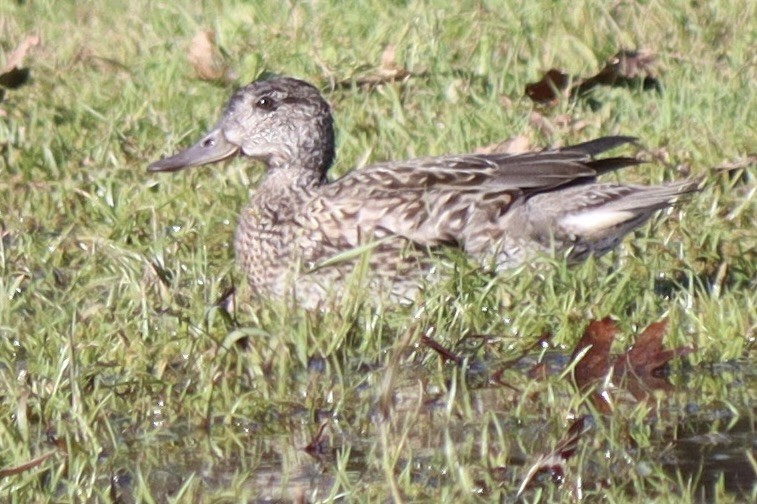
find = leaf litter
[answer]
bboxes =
[187,29,236,84]
[409,316,694,496]
[331,44,424,90]
[525,50,660,105]
[0,34,40,107]
[571,317,693,414]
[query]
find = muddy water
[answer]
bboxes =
[102,357,754,502]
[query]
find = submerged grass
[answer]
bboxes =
[1,0,755,501]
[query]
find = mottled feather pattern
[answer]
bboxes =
[148,77,699,308]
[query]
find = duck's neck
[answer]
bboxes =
[245,165,319,228]
[266,153,330,188]
[265,113,335,186]
[259,165,322,193]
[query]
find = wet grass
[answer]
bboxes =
[1,0,755,502]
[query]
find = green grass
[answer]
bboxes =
[1,0,755,501]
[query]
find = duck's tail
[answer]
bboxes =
[523,178,701,261]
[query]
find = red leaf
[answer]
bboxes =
[613,320,692,400]
[525,69,572,104]
[571,317,616,390]
[569,318,693,410]
[525,50,660,105]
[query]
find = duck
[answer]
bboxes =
[148,76,698,309]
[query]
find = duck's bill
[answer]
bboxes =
[147,128,239,172]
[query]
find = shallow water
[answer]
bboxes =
[99,356,755,502]
[664,411,756,499]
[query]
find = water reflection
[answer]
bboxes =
[100,357,754,502]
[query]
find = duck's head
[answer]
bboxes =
[148,77,335,183]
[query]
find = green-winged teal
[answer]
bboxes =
[148,76,698,308]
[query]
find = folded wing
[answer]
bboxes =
[309,136,642,249]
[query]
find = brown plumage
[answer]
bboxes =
[148,76,698,308]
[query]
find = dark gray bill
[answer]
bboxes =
[147,128,239,172]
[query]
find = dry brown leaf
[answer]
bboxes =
[614,321,692,400]
[571,318,616,400]
[187,30,232,82]
[332,44,416,90]
[525,50,660,106]
[0,67,30,90]
[475,135,531,155]
[0,35,40,91]
[529,111,557,139]
[379,45,398,72]
[377,44,411,81]
[1,34,40,74]
[525,69,572,105]
[570,318,692,413]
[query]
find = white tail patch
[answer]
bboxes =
[560,209,637,238]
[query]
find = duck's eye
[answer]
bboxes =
[255,96,276,110]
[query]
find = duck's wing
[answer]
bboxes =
[309,136,641,248]
[334,136,639,192]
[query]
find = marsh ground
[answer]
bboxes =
[1,0,755,501]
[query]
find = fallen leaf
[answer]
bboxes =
[475,135,531,155]
[0,67,30,89]
[378,44,399,75]
[187,30,233,83]
[332,44,418,90]
[525,69,572,104]
[575,50,660,96]
[525,50,660,106]
[571,318,616,400]
[620,321,670,374]
[614,321,692,401]
[570,318,693,412]
[0,35,39,91]
[1,34,40,74]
